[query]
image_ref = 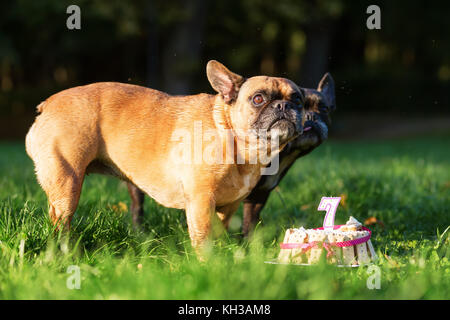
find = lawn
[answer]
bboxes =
[0,136,448,299]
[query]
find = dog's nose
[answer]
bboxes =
[273,101,289,112]
[276,102,285,111]
[305,112,318,121]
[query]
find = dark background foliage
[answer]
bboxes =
[0,0,448,139]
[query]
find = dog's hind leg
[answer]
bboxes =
[29,137,95,231]
[37,147,88,230]
[26,98,100,231]
[127,182,145,227]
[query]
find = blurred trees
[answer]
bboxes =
[0,0,448,138]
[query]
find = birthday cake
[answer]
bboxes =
[278,216,377,266]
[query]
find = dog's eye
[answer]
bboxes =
[252,94,265,106]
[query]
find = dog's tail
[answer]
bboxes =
[36,101,46,113]
[26,101,46,159]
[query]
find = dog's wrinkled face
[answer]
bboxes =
[292,73,336,151]
[207,60,304,146]
[242,76,304,144]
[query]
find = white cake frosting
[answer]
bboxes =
[278,216,377,266]
[346,216,362,226]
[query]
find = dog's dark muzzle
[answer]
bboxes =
[251,99,304,143]
[268,100,303,133]
[303,111,328,142]
[271,100,295,112]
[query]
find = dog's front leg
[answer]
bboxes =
[242,190,270,237]
[185,193,215,252]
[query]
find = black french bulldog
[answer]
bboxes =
[126,73,336,236]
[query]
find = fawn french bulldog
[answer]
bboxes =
[25,60,305,250]
[126,73,336,237]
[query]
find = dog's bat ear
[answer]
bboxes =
[317,73,336,111]
[207,60,245,104]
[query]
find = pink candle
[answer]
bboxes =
[317,197,341,230]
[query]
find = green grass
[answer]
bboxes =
[0,136,449,299]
